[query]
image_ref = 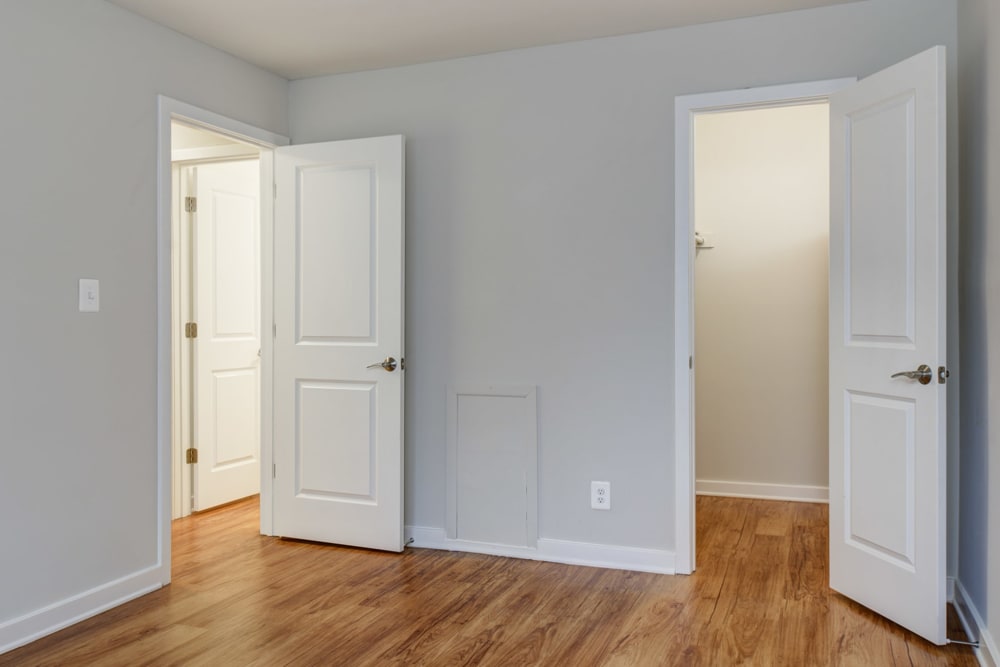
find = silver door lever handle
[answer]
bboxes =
[367,356,397,372]
[891,364,932,385]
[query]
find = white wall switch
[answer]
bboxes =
[591,480,611,510]
[79,278,100,312]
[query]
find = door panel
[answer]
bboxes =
[296,381,376,499]
[846,93,915,343]
[193,159,262,510]
[298,166,376,341]
[273,136,404,552]
[213,369,258,465]
[845,392,915,565]
[829,46,946,645]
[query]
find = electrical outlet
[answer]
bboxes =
[591,481,611,510]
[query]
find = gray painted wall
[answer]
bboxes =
[958,0,1000,650]
[0,0,286,625]
[290,0,958,554]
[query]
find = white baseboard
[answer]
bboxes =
[406,526,675,574]
[0,565,164,655]
[696,479,829,503]
[954,578,999,667]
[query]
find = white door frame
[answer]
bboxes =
[672,78,854,575]
[156,96,288,585]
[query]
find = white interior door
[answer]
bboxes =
[273,136,405,552]
[829,46,947,644]
[192,159,262,510]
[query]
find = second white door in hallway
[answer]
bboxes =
[188,159,261,510]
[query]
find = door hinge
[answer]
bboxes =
[185,322,198,338]
[689,356,693,369]
[272,463,276,478]
[938,366,950,384]
[184,196,197,213]
[273,183,277,199]
[186,448,198,464]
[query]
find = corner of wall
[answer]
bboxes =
[954,578,999,667]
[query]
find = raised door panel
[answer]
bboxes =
[845,392,915,567]
[211,189,259,339]
[296,381,376,501]
[298,166,375,343]
[846,94,915,345]
[212,369,259,468]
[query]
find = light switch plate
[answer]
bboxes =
[79,278,100,312]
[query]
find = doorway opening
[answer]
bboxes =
[672,78,855,575]
[156,96,288,582]
[692,103,830,505]
[170,121,263,519]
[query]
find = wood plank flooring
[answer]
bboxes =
[1,496,977,666]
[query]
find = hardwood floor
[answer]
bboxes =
[1,496,977,666]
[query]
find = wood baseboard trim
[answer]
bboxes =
[954,578,999,667]
[0,566,164,655]
[405,527,675,574]
[696,479,829,503]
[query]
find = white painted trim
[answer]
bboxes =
[696,479,829,503]
[164,101,288,149]
[157,97,289,588]
[171,163,184,520]
[406,526,675,575]
[0,566,162,655]
[536,538,675,574]
[174,165,196,519]
[445,385,538,548]
[947,575,956,603]
[954,579,999,667]
[172,145,260,163]
[258,149,276,537]
[672,77,855,576]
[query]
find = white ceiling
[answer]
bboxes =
[107,0,859,80]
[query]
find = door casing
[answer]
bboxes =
[156,96,289,585]
[672,78,855,575]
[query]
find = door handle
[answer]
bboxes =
[366,356,397,372]
[890,364,933,385]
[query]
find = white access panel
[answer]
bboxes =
[447,386,538,548]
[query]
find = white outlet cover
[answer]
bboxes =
[591,480,611,510]
[79,278,100,312]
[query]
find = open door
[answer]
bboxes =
[192,159,262,510]
[829,46,947,644]
[272,135,405,552]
